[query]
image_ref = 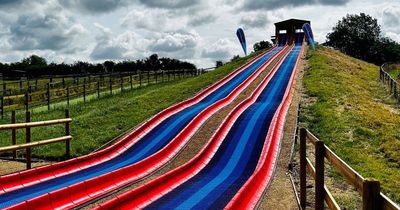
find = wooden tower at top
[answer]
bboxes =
[271,19,310,45]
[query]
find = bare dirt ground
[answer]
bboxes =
[81,47,293,209]
[0,159,50,175]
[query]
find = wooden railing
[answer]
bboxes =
[0,109,72,169]
[380,64,400,103]
[0,69,201,118]
[299,128,400,210]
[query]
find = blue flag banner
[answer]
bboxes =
[236,28,247,56]
[302,23,315,50]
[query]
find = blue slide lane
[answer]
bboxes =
[146,44,302,210]
[0,47,283,208]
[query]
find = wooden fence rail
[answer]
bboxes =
[299,128,400,210]
[0,69,199,118]
[380,64,400,103]
[0,109,72,169]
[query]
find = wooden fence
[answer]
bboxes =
[299,128,400,210]
[0,69,199,118]
[0,109,72,169]
[380,64,400,103]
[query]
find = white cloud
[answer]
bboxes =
[202,39,238,61]
[0,0,399,67]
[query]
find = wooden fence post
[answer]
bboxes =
[65,109,71,159]
[11,110,16,160]
[168,71,170,81]
[26,111,31,169]
[109,76,112,95]
[97,81,100,98]
[300,128,307,209]
[3,83,6,96]
[130,74,133,90]
[155,71,158,83]
[25,90,29,111]
[67,87,70,106]
[120,76,123,92]
[147,71,150,85]
[315,140,325,210]
[47,83,50,110]
[140,72,142,87]
[1,96,3,119]
[390,79,393,94]
[162,71,164,82]
[83,83,86,103]
[362,179,381,210]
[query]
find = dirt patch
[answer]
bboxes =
[0,159,50,175]
[257,48,307,210]
[80,48,292,209]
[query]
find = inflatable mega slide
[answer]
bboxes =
[95,35,305,209]
[0,42,291,209]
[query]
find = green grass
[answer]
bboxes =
[1,72,174,111]
[387,66,400,80]
[301,45,400,204]
[0,50,264,160]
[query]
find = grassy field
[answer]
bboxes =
[300,45,400,204]
[0,50,264,160]
[1,71,189,112]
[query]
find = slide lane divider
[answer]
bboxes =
[226,43,305,209]
[0,46,277,195]
[94,45,294,210]
[4,46,286,210]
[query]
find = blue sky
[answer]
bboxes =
[0,0,399,67]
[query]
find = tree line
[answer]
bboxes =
[0,54,196,79]
[325,13,400,65]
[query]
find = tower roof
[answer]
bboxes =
[274,19,310,28]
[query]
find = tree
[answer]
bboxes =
[230,55,240,62]
[103,61,115,73]
[22,55,47,66]
[370,37,400,64]
[253,41,273,52]
[146,54,161,71]
[326,13,381,62]
[326,13,400,64]
[216,60,223,68]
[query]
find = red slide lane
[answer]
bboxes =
[4,46,287,210]
[225,43,305,209]
[94,45,294,210]
[0,46,277,195]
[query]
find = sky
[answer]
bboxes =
[0,0,399,68]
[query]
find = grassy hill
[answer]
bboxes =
[0,50,265,159]
[301,45,400,204]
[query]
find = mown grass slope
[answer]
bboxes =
[0,50,265,160]
[301,45,400,203]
